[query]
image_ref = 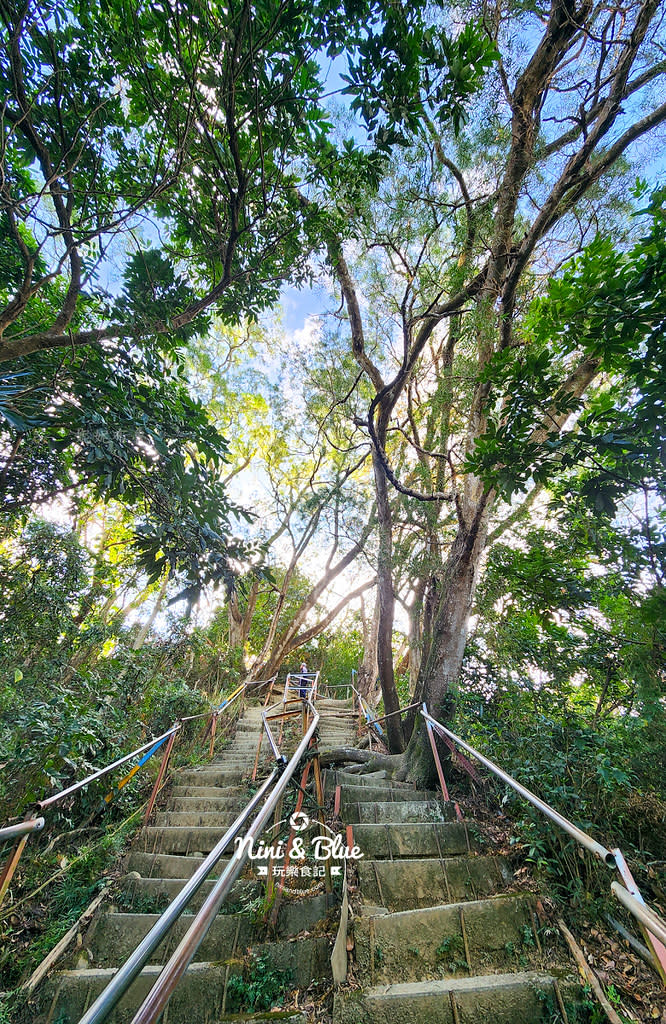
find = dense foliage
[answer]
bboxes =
[1,0,665,1009]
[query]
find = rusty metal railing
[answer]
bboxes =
[421,705,666,985]
[77,767,281,1024]
[76,676,329,1024]
[0,818,45,843]
[0,681,249,911]
[282,669,320,703]
[350,680,386,744]
[127,698,321,1024]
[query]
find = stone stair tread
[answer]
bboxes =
[350,821,471,859]
[138,825,278,855]
[122,875,259,911]
[85,911,253,967]
[357,855,510,910]
[127,851,232,878]
[87,893,335,966]
[334,769,416,785]
[333,971,572,1024]
[353,894,539,984]
[167,797,248,812]
[337,786,442,809]
[169,785,251,798]
[152,811,244,827]
[345,799,456,823]
[217,1015,306,1023]
[50,941,328,1021]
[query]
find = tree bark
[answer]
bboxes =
[327,234,406,752]
[404,491,491,785]
[228,580,259,665]
[357,591,380,699]
[373,446,405,752]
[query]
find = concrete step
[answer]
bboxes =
[122,874,259,912]
[139,825,242,855]
[87,894,335,966]
[85,911,253,967]
[152,811,241,828]
[127,850,231,879]
[333,768,418,785]
[357,856,510,911]
[169,784,252,799]
[353,895,538,984]
[337,782,440,805]
[122,873,334,923]
[174,768,253,786]
[45,936,330,1023]
[45,963,237,1024]
[166,796,248,813]
[333,971,574,1024]
[193,757,262,768]
[344,798,454,823]
[323,770,428,798]
[350,821,471,860]
[171,765,257,778]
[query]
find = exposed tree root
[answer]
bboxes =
[318,747,405,775]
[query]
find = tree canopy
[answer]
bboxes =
[1,0,665,794]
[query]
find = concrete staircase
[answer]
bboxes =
[36,697,582,1023]
[331,768,580,1024]
[38,697,358,1023]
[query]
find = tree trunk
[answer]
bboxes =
[404,497,490,785]
[228,580,259,666]
[131,574,169,651]
[373,447,405,753]
[357,592,379,699]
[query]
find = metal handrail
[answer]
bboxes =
[0,818,45,843]
[0,682,251,912]
[77,767,280,1024]
[351,683,384,739]
[420,706,666,979]
[38,725,182,810]
[612,883,666,948]
[421,707,615,866]
[283,670,319,702]
[128,699,321,1024]
[33,683,247,812]
[77,682,321,1024]
[261,705,286,762]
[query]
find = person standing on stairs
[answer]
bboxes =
[298,661,309,699]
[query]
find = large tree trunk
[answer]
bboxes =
[373,447,405,753]
[404,493,491,785]
[228,580,259,666]
[357,592,379,699]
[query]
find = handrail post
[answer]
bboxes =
[423,705,450,802]
[268,754,313,927]
[207,712,218,759]
[312,746,332,893]
[0,812,42,910]
[613,849,666,984]
[0,835,28,910]
[144,724,179,824]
